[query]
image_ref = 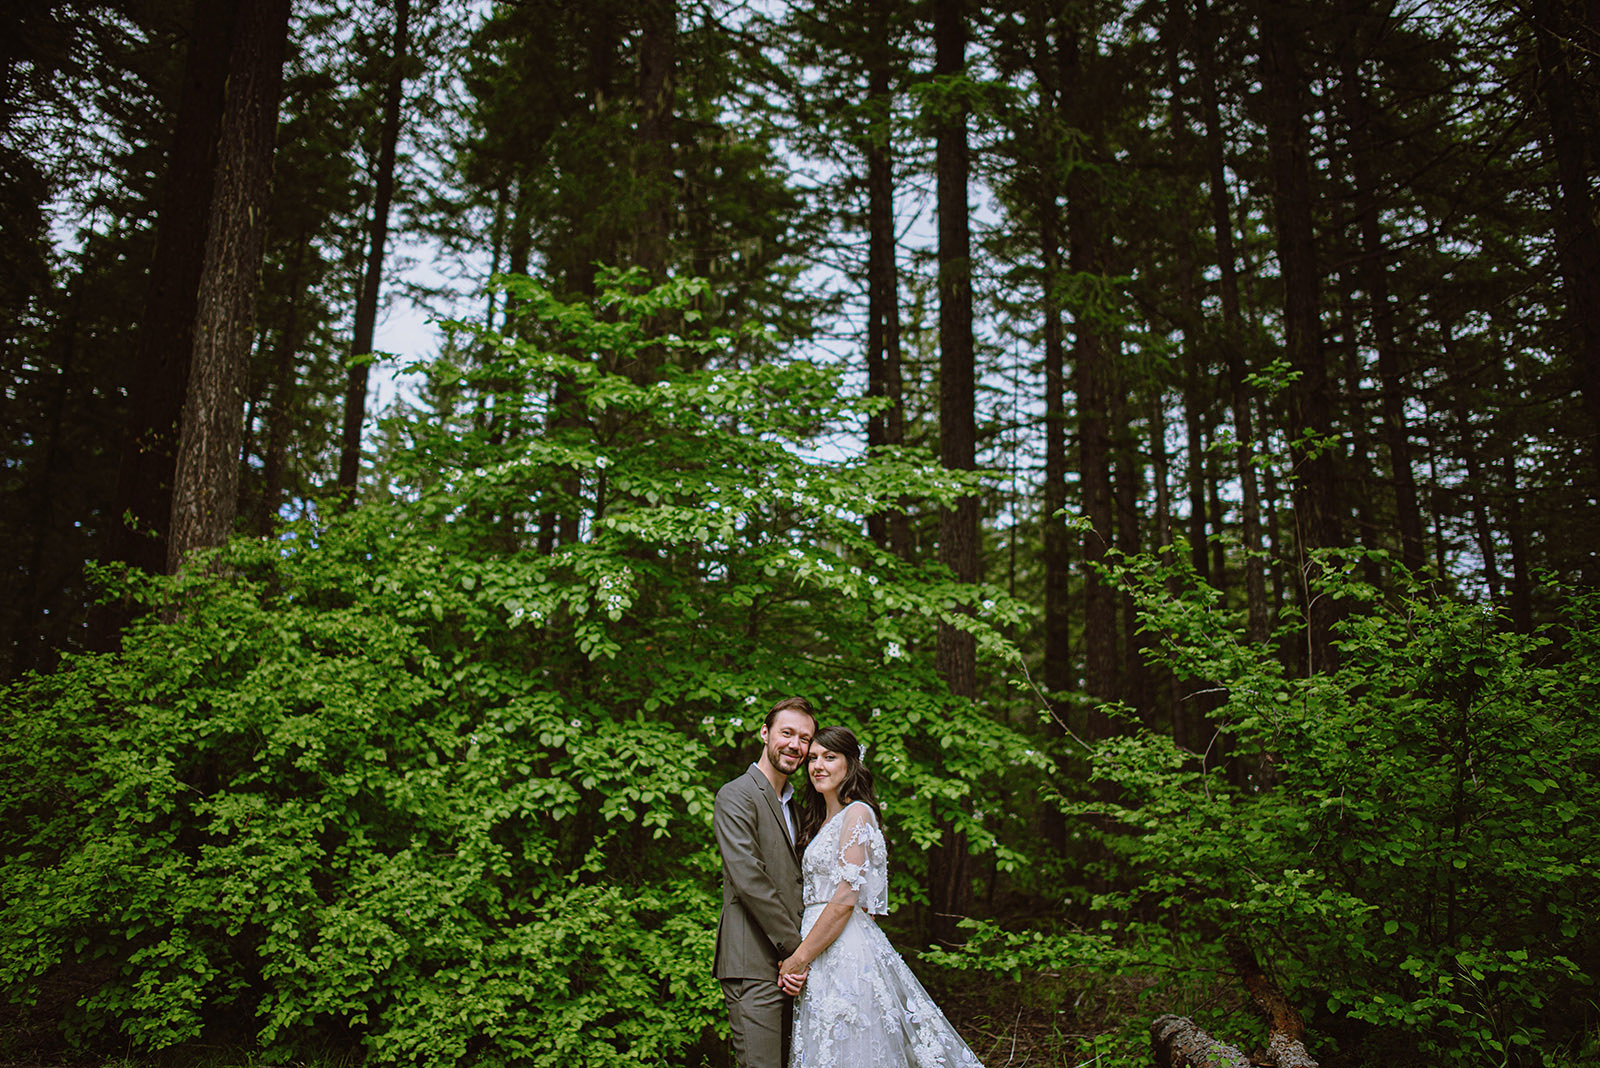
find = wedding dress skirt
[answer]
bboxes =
[790,902,985,1067]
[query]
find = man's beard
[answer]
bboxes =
[767,739,803,774]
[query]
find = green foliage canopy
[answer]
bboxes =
[935,551,1600,1067]
[0,273,1046,1065]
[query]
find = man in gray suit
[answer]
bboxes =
[713,696,817,1068]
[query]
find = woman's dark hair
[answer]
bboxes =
[796,725,882,853]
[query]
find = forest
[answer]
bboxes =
[2,0,1598,1065]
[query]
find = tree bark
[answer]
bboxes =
[1149,394,1182,732]
[866,0,908,556]
[934,0,977,694]
[256,228,309,535]
[338,0,411,502]
[1194,0,1267,641]
[1440,323,1506,602]
[1029,2,1073,720]
[1456,402,1502,600]
[1225,937,1321,1068]
[931,0,976,947]
[13,289,82,675]
[1503,450,1533,631]
[1337,272,1383,588]
[1182,361,1210,585]
[166,0,290,572]
[1076,285,1116,710]
[1021,1,1075,853]
[1113,383,1147,716]
[106,0,237,582]
[1040,216,1073,694]
[1052,25,1117,711]
[1529,0,1600,488]
[1255,0,1342,670]
[1262,441,1287,623]
[1205,434,1227,582]
[1338,12,1425,574]
[1150,1015,1251,1068]
[635,0,675,282]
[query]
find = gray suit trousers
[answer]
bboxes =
[722,975,792,1068]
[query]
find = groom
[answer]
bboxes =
[713,696,816,1068]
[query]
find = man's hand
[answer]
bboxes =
[777,955,809,996]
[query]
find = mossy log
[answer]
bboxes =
[1149,937,1321,1068]
[1150,1014,1252,1068]
[1225,937,1320,1068]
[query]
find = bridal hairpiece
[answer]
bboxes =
[857,743,868,766]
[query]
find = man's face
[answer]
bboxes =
[761,710,815,776]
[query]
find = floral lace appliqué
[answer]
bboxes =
[803,801,888,915]
[791,803,984,1067]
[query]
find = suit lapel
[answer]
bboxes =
[747,766,795,859]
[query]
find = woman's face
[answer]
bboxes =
[807,743,848,799]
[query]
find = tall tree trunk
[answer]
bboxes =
[635,0,675,282]
[338,0,412,502]
[1205,431,1227,582]
[1529,0,1600,488]
[1112,384,1146,717]
[1255,0,1342,671]
[1456,404,1502,601]
[14,289,82,675]
[1440,323,1505,602]
[257,229,310,535]
[1076,280,1116,707]
[1262,443,1287,623]
[1050,22,1117,711]
[1194,0,1267,641]
[1149,394,1181,734]
[866,0,907,555]
[1164,0,1236,752]
[485,182,509,328]
[931,0,975,948]
[508,180,562,557]
[1424,406,1449,577]
[1182,363,1210,585]
[105,0,237,584]
[1172,0,1210,592]
[1038,144,1072,722]
[1339,13,1425,573]
[1337,273,1383,587]
[883,251,911,559]
[934,0,978,693]
[1503,451,1533,631]
[167,0,291,571]
[1026,2,1074,853]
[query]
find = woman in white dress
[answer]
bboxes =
[778,726,986,1068]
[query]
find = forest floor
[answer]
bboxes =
[934,959,1255,1068]
[1,961,1254,1068]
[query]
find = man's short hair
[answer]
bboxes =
[765,696,816,730]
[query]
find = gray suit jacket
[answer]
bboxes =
[712,765,803,980]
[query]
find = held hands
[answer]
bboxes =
[777,954,809,996]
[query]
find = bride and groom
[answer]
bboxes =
[712,696,985,1068]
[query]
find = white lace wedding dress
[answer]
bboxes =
[790,801,985,1068]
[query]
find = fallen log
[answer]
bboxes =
[1224,937,1320,1068]
[1150,1014,1253,1068]
[1264,1032,1319,1068]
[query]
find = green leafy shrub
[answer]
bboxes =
[0,272,1046,1065]
[941,551,1600,1067]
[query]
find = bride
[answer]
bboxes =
[777,725,985,1068]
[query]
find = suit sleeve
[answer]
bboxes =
[713,781,802,958]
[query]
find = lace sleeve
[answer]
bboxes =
[828,801,889,915]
